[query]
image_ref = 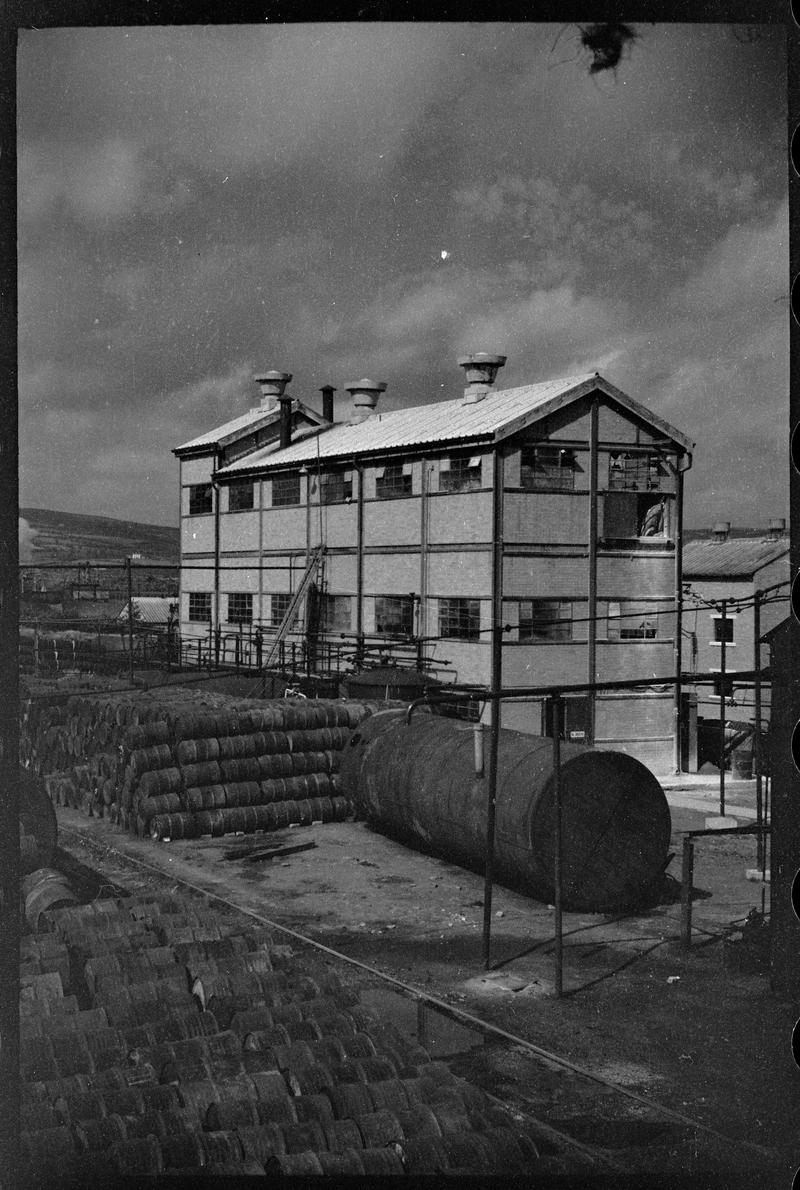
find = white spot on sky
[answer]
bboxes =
[440,250,449,260]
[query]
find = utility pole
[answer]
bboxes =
[126,556,135,685]
[718,599,727,817]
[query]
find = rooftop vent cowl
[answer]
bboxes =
[458,353,507,404]
[767,517,786,540]
[253,370,292,410]
[344,378,387,422]
[712,521,731,541]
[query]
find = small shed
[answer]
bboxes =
[116,597,178,626]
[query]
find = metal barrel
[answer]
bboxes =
[340,710,671,912]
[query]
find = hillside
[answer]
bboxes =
[20,508,180,566]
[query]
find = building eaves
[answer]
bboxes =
[682,538,789,579]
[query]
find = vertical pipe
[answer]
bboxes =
[213,453,221,660]
[680,836,694,948]
[753,589,764,867]
[719,599,727,817]
[355,464,364,666]
[552,695,564,997]
[126,556,134,684]
[482,447,504,971]
[587,400,599,745]
[673,464,685,773]
[419,458,430,672]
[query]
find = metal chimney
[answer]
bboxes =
[320,385,336,423]
[712,521,730,541]
[458,353,507,404]
[344,378,387,421]
[767,517,786,540]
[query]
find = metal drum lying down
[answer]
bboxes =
[340,711,672,912]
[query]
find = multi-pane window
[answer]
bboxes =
[270,593,292,626]
[608,452,664,491]
[439,454,483,493]
[272,472,301,507]
[188,592,212,622]
[320,470,353,505]
[602,601,659,639]
[321,594,352,632]
[438,598,481,641]
[375,595,415,637]
[520,445,576,490]
[227,593,253,623]
[712,616,735,644]
[228,479,254,512]
[518,599,572,641]
[188,483,213,515]
[375,462,412,499]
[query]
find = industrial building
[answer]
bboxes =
[174,355,694,774]
[682,520,789,724]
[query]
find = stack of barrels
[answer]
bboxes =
[19,890,549,1181]
[21,680,383,843]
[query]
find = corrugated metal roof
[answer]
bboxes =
[682,537,789,578]
[216,372,692,476]
[175,406,278,452]
[117,596,178,624]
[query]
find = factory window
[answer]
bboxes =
[518,599,572,641]
[608,452,665,491]
[375,462,413,499]
[602,600,659,639]
[188,483,213,515]
[272,472,301,507]
[603,492,668,539]
[439,454,483,493]
[228,479,254,512]
[375,595,415,637]
[188,592,212,622]
[321,594,352,632]
[519,445,576,490]
[227,593,253,624]
[320,470,353,505]
[712,615,735,644]
[271,593,292,626]
[438,598,481,641]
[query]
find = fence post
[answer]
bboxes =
[552,695,564,998]
[680,836,694,948]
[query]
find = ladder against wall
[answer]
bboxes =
[261,545,326,672]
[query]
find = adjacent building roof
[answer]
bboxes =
[682,537,789,579]
[116,597,178,624]
[216,373,694,477]
[174,400,326,455]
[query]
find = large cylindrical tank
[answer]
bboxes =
[340,711,672,912]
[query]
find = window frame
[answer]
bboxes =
[188,592,212,623]
[518,599,573,642]
[271,471,301,508]
[607,451,665,492]
[319,469,354,506]
[711,614,736,645]
[270,593,292,627]
[438,597,481,641]
[601,599,661,640]
[519,444,576,491]
[227,479,255,512]
[438,453,483,493]
[375,594,415,637]
[321,593,353,633]
[226,592,253,624]
[188,483,213,516]
[375,462,413,500]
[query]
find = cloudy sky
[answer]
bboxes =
[18,22,787,528]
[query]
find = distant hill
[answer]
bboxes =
[20,508,180,566]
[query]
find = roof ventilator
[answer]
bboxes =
[344,379,387,423]
[458,353,507,404]
[712,521,730,542]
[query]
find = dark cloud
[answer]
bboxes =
[17,23,787,526]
